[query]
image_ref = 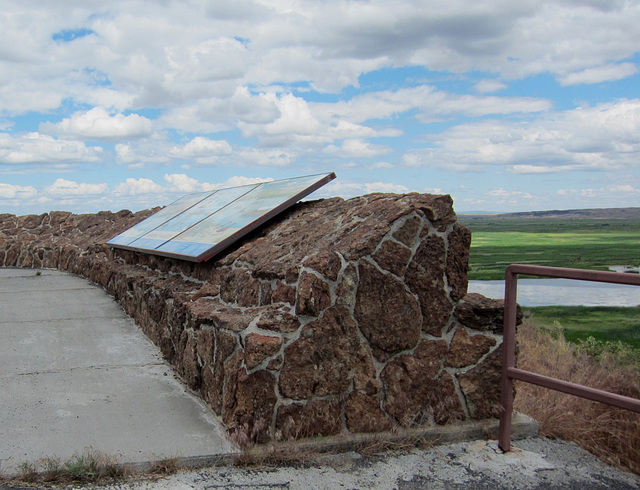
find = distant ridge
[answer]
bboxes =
[464,207,640,220]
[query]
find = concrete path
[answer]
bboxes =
[0,268,235,475]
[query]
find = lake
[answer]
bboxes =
[468,278,640,307]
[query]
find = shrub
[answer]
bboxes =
[514,321,640,475]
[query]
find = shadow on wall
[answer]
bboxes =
[0,194,515,444]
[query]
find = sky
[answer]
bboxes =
[1,0,640,216]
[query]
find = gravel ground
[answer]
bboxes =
[7,437,637,490]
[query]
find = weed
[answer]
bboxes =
[514,321,640,475]
[17,461,37,482]
[3,449,129,485]
[149,456,181,475]
[576,336,640,368]
[40,456,62,481]
[64,450,100,481]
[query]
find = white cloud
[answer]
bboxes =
[0,183,37,199]
[404,99,640,173]
[40,107,153,140]
[239,93,326,145]
[315,179,412,200]
[219,176,274,187]
[115,138,174,166]
[235,148,299,167]
[608,184,639,193]
[45,178,108,196]
[371,162,393,169]
[313,85,550,125]
[163,173,217,193]
[324,139,392,159]
[364,182,410,194]
[170,137,233,164]
[488,188,533,199]
[473,79,508,94]
[114,177,164,195]
[0,0,640,215]
[0,132,102,165]
[559,62,638,86]
[0,0,638,120]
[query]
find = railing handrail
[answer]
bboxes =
[498,264,640,452]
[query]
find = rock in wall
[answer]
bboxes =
[0,193,510,444]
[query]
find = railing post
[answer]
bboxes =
[498,265,519,452]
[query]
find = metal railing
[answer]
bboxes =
[498,264,640,452]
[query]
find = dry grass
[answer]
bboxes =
[514,321,640,475]
[231,432,434,469]
[0,449,128,486]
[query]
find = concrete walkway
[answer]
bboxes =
[0,268,235,475]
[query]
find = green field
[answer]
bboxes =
[460,213,640,352]
[524,306,640,351]
[459,215,640,280]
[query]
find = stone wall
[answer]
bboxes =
[0,193,510,444]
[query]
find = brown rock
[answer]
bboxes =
[352,345,380,395]
[17,214,46,230]
[392,215,422,248]
[267,356,283,370]
[335,263,358,307]
[186,299,253,332]
[244,333,282,370]
[259,282,272,305]
[209,330,239,413]
[431,372,466,425]
[414,194,457,228]
[446,223,471,302]
[355,261,421,360]
[345,392,393,433]
[280,306,362,399]
[454,293,522,333]
[193,283,220,299]
[224,368,277,444]
[302,250,342,282]
[276,400,342,440]
[405,234,452,336]
[381,340,448,426]
[295,271,332,317]
[457,346,502,419]
[220,270,262,307]
[446,328,497,368]
[179,331,201,389]
[255,307,301,333]
[272,281,296,305]
[372,240,412,276]
[196,328,215,367]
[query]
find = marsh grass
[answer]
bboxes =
[459,216,640,280]
[514,321,640,475]
[524,306,640,351]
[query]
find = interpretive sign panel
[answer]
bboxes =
[107,172,336,262]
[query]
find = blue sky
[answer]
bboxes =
[1,0,640,215]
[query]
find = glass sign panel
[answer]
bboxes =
[107,172,336,262]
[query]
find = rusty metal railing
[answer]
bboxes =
[498,264,640,452]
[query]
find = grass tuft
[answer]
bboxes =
[1,449,129,485]
[514,321,640,475]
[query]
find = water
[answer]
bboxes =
[468,278,640,307]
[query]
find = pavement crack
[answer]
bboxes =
[2,362,167,378]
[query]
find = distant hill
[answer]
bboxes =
[461,207,640,220]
